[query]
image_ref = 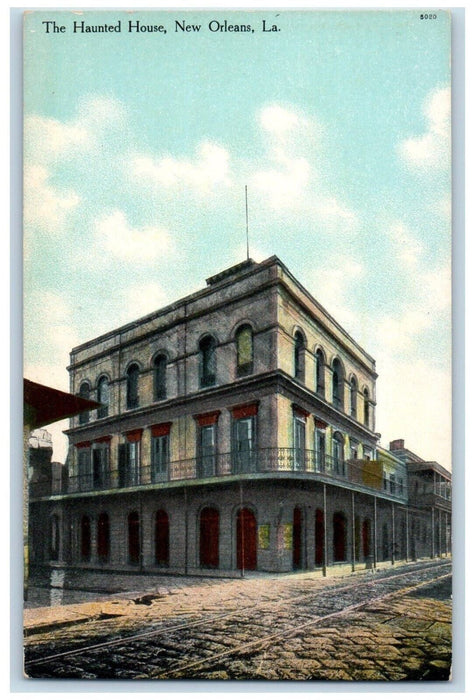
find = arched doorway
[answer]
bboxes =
[50,514,60,561]
[128,511,140,565]
[315,509,324,567]
[80,515,91,562]
[354,516,361,561]
[293,507,303,570]
[333,512,347,562]
[236,508,257,571]
[97,512,110,563]
[382,522,390,560]
[200,507,219,568]
[155,510,169,566]
[363,518,371,559]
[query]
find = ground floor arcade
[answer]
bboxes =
[30,478,451,575]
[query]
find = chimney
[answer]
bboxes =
[389,439,405,451]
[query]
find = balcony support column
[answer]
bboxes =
[405,507,409,562]
[373,496,378,570]
[431,506,435,559]
[391,502,395,565]
[323,483,327,577]
[351,491,356,572]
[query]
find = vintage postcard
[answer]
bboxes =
[23,9,453,683]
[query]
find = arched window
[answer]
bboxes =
[294,331,305,382]
[97,376,109,419]
[97,512,110,562]
[126,363,139,409]
[332,431,345,476]
[80,515,91,562]
[153,354,167,401]
[236,325,253,377]
[78,382,90,425]
[199,335,216,388]
[350,376,357,418]
[332,359,343,409]
[363,388,370,427]
[316,349,325,397]
[155,510,169,566]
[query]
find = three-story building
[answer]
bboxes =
[29,257,451,574]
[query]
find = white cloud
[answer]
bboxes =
[25,290,79,365]
[122,282,171,321]
[24,95,127,165]
[259,105,303,136]
[376,310,433,354]
[94,210,174,262]
[398,87,450,171]
[250,105,358,232]
[131,141,232,193]
[24,164,80,232]
[308,260,365,333]
[377,355,451,470]
[388,221,424,269]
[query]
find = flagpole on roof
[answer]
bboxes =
[245,185,250,261]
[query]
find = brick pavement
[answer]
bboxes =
[24,560,452,682]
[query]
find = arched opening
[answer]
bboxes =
[199,507,220,568]
[50,515,60,561]
[293,507,303,570]
[126,364,140,409]
[363,388,370,427]
[128,511,140,565]
[80,515,91,562]
[294,331,305,382]
[354,515,361,560]
[199,335,216,387]
[315,348,325,397]
[350,376,357,418]
[400,520,407,560]
[97,376,109,418]
[153,354,167,401]
[315,508,324,567]
[78,382,90,425]
[97,512,110,562]
[236,508,257,571]
[382,522,390,560]
[362,518,371,559]
[155,510,169,566]
[332,359,343,409]
[333,512,347,562]
[236,325,253,377]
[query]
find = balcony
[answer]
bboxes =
[29,448,408,501]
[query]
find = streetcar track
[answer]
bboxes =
[25,560,448,659]
[160,572,452,679]
[24,560,450,674]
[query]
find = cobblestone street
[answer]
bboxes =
[24,559,452,682]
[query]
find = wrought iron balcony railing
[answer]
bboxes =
[29,448,409,500]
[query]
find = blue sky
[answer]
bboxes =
[23,9,452,466]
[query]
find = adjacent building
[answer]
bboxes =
[28,256,452,574]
